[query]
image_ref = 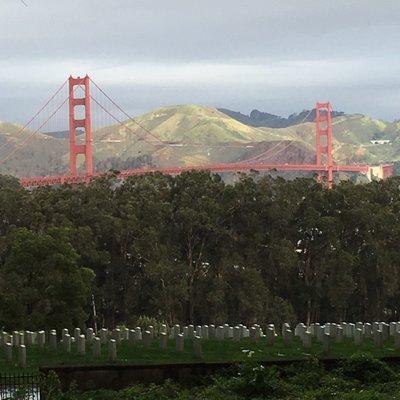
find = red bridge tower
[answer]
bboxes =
[315,102,334,188]
[69,75,93,176]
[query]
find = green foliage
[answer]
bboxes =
[337,353,398,384]
[134,316,165,331]
[2,173,400,330]
[21,356,400,400]
[0,227,94,330]
[227,363,290,398]
[39,371,64,400]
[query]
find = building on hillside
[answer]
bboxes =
[370,139,391,145]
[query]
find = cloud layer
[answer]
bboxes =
[1,0,400,121]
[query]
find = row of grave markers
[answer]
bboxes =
[2,321,400,368]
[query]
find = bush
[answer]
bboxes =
[225,363,291,398]
[132,316,165,332]
[283,359,326,390]
[337,354,397,384]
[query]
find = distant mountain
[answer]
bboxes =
[43,130,83,139]
[218,108,346,128]
[0,105,400,179]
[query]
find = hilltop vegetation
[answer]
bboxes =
[1,105,400,177]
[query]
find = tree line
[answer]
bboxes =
[1,172,400,331]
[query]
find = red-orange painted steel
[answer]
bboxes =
[69,75,93,176]
[20,162,374,188]
[315,102,334,188]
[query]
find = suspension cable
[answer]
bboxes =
[89,78,175,147]
[0,96,69,165]
[0,78,68,153]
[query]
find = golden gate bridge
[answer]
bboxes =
[2,75,393,188]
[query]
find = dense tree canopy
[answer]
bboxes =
[1,172,400,330]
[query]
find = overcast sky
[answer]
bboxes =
[1,0,400,123]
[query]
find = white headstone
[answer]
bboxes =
[108,339,117,361]
[62,328,69,342]
[92,337,101,358]
[4,342,12,365]
[129,329,136,344]
[187,325,195,339]
[77,335,86,356]
[364,323,372,338]
[193,336,203,359]
[301,331,312,349]
[74,328,81,342]
[323,333,332,354]
[173,325,180,338]
[175,333,184,352]
[233,326,241,341]
[160,332,168,350]
[250,327,258,343]
[208,325,216,339]
[148,326,155,338]
[37,331,45,348]
[49,332,57,352]
[216,326,224,341]
[381,323,390,342]
[99,328,108,345]
[143,330,152,348]
[335,327,344,343]
[134,327,142,341]
[201,325,209,340]
[63,334,71,353]
[18,345,26,368]
[373,329,383,347]
[86,328,94,344]
[266,327,275,345]
[281,323,290,337]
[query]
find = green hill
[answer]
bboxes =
[1,105,399,178]
[92,105,312,169]
[0,121,67,177]
[95,105,290,144]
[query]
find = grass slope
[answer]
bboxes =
[0,121,67,177]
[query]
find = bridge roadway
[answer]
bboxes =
[19,162,371,188]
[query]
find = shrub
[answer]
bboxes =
[226,363,290,398]
[337,354,398,384]
[133,315,165,332]
[283,359,326,390]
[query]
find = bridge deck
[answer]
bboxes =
[20,162,372,188]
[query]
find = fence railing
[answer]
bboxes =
[0,373,40,400]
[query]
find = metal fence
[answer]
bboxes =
[0,373,40,400]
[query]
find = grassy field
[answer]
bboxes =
[1,335,400,373]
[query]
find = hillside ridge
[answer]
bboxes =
[0,104,399,177]
[218,108,346,128]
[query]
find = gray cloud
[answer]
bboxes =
[1,0,400,122]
